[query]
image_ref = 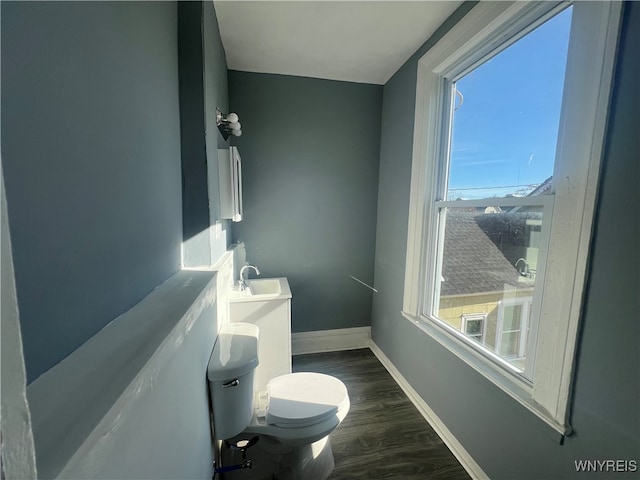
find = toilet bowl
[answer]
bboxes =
[245,372,350,446]
[207,322,349,477]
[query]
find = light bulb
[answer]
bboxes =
[229,121,241,131]
[231,129,242,137]
[226,113,239,123]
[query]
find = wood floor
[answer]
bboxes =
[292,349,471,480]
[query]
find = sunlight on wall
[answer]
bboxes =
[182,223,229,268]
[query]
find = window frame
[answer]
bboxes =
[402,0,622,436]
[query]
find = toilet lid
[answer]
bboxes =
[266,372,348,427]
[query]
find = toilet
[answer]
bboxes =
[207,322,350,478]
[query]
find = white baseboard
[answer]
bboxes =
[291,327,371,355]
[369,341,489,480]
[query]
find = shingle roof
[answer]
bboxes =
[526,176,553,197]
[441,211,535,296]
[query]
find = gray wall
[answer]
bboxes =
[203,0,233,263]
[178,2,210,248]
[79,305,217,479]
[1,169,37,479]
[372,2,639,479]
[25,271,219,479]
[178,1,232,266]
[1,1,183,383]
[82,305,217,479]
[228,72,382,333]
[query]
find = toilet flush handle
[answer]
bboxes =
[223,379,240,388]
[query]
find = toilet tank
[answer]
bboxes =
[207,323,259,441]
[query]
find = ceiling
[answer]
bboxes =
[213,1,463,85]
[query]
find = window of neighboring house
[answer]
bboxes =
[496,298,533,368]
[402,1,622,435]
[461,313,487,344]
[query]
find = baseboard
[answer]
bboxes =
[369,341,489,480]
[291,327,371,355]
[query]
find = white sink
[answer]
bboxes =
[247,278,282,295]
[229,277,292,302]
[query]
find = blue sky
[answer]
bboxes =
[448,6,573,200]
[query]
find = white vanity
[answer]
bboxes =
[228,277,292,393]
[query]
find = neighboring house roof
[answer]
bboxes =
[441,211,535,296]
[526,176,553,197]
[510,176,553,213]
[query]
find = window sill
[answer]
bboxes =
[401,310,570,442]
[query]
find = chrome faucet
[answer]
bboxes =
[239,264,260,291]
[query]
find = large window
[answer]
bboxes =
[431,6,571,378]
[403,1,622,434]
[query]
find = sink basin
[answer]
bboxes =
[229,277,292,303]
[247,278,281,296]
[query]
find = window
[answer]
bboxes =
[403,1,622,435]
[461,314,487,344]
[496,298,532,367]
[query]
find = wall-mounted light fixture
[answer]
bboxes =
[216,107,242,140]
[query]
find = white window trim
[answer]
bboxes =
[402,0,622,435]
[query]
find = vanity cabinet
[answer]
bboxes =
[228,278,292,393]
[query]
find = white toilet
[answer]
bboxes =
[207,322,350,478]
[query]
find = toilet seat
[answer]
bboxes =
[265,373,349,428]
[246,372,350,446]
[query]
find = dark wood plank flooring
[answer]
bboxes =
[293,349,471,480]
